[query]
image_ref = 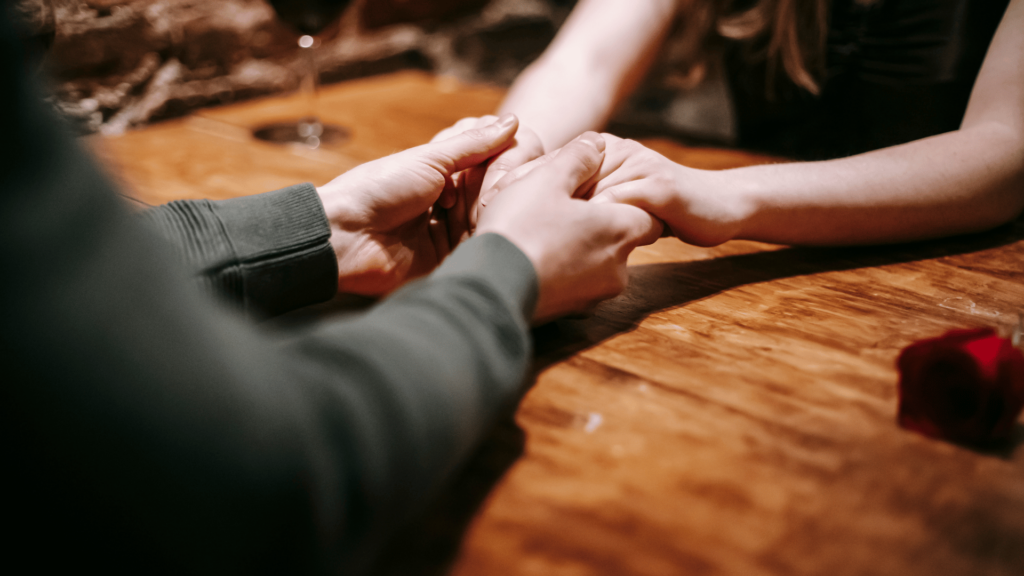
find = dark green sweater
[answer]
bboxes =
[1,15,537,575]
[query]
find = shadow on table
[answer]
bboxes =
[370,414,524,576]
[369,219,1024,575]
[535,218,1024,367]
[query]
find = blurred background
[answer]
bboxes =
[15,0,733,142]
[16,0,575,134]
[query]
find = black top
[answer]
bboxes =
[1,12,538,575]
[728,0,1011,159]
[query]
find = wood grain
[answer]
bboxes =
[90,70,1024,576]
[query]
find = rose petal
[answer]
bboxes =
[896,327,1024,444]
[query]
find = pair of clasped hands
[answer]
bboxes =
[317,113,694,322]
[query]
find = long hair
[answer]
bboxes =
[668,0,832,95]
[719,0,830,95]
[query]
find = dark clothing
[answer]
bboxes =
[728,0,1011,159]
[1,13,537,576]
[141,184,339,318]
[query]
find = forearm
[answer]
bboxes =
[725,124,1024,245]
[498,0,678,151]
[722,0,1024,246]
[7,142,536,573]
[3,14,537,570]
[499,57,618,151]
[278,233,536,571]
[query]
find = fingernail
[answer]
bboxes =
[496,113,517,130]
[577,132,605,152]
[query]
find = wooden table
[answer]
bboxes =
[92,71,1024,576]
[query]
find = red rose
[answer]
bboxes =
[897,327,1024,444]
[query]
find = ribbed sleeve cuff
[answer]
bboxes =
[209,183,337,317]
[432,233,538,322]
[144,183,337,317]
[211,183,330,261]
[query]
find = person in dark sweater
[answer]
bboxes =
[0,13,660,576]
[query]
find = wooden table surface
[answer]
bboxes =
[91,71,1024,576]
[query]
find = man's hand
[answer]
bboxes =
[477,132,663,322]
[318,114,519,296]
[430,116,545,244]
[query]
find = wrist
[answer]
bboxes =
[689,167,761,244]
[316,182,373,232]
[713,168,767,242]
[316,184,369,287]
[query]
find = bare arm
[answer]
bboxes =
[498,0,680,152]
[736,0,1024,246]
[595,0,1024,247]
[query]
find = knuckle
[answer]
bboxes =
[556,149,592,172]
[419,150,457,174]
[623,138,645,153]
[446,119,475,133]
[459,127,491,146]
[601,133,624,147]
[599,189,621,204]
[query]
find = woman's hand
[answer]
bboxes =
[317,114,518,296]
[477,133,663,322]
[590,135,754,247]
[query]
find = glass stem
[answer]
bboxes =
[299,35,320,125]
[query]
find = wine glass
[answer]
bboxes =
[254,0,353,149]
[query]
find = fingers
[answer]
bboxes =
[479,127,545,193]
[430,115,499,144]
[421,114,519,174]
[447,165,485,246]
[483,151,558,204]
[586,134,650,197]
[608,203,665,248]
[592,181,671,245]
[523,132,607,197]
[591,179,667,215]
[478,132,607,221]
[438,172,459,209]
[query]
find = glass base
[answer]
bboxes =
[253,120,349,149]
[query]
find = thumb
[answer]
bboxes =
[419,114,519,175]
[620,204,665,247]
[592,202,664,253]
[526,132,606,196]
[592,183,665,246]
[480,149,558,207]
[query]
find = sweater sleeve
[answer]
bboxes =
[1,14,537,576]
[140,184,338,318]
